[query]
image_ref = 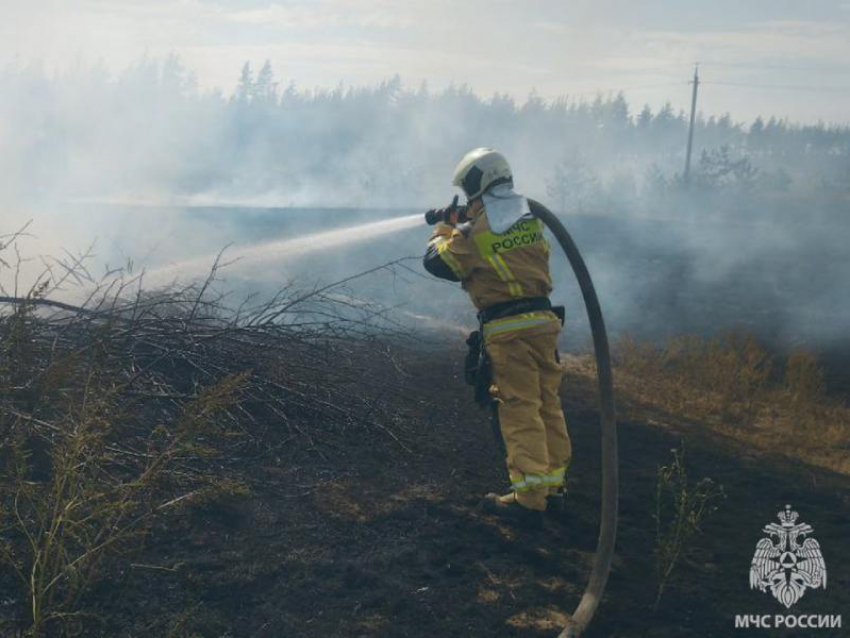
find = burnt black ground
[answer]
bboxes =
[21,341,850,637]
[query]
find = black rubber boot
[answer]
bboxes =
[480,492,544,530]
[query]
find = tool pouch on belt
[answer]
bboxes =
[464,330,492,407]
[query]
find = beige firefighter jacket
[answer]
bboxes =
[423,207,558,337]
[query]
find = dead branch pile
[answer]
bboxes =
[1,258,414,449]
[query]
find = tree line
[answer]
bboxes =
[1,55,847,209]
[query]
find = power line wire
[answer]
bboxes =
[702,61,850,75]
[581,60,850,76]
[703,80,850,92]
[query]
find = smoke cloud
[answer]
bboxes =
[1,56,849,353]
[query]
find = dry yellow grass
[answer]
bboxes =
[570,334,850,475]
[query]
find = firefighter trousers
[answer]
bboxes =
[485,318,572,511]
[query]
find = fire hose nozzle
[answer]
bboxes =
[425,195,467,226]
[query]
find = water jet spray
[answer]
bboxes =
[146,213,423,284]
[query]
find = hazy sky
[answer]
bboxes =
[3,0,850,124]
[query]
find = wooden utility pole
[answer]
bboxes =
[683,64,700,183]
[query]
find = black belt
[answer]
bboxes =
[477,297,553,324]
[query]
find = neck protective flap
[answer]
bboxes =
[482,183,531,234]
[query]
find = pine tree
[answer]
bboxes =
[255,60,277,103]
[637,104,652,129]
[236,61,253,103]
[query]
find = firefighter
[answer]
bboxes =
[423,148,572,529]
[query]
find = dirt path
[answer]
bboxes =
[92,344,849,637]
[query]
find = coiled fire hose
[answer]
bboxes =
[426,198,618,636]
[528,199,618,638]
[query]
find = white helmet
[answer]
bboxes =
[452,147,513,200]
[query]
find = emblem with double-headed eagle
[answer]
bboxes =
[749,504,827,608]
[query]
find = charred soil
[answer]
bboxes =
[61,345,850,636]
[1,323,848,637]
